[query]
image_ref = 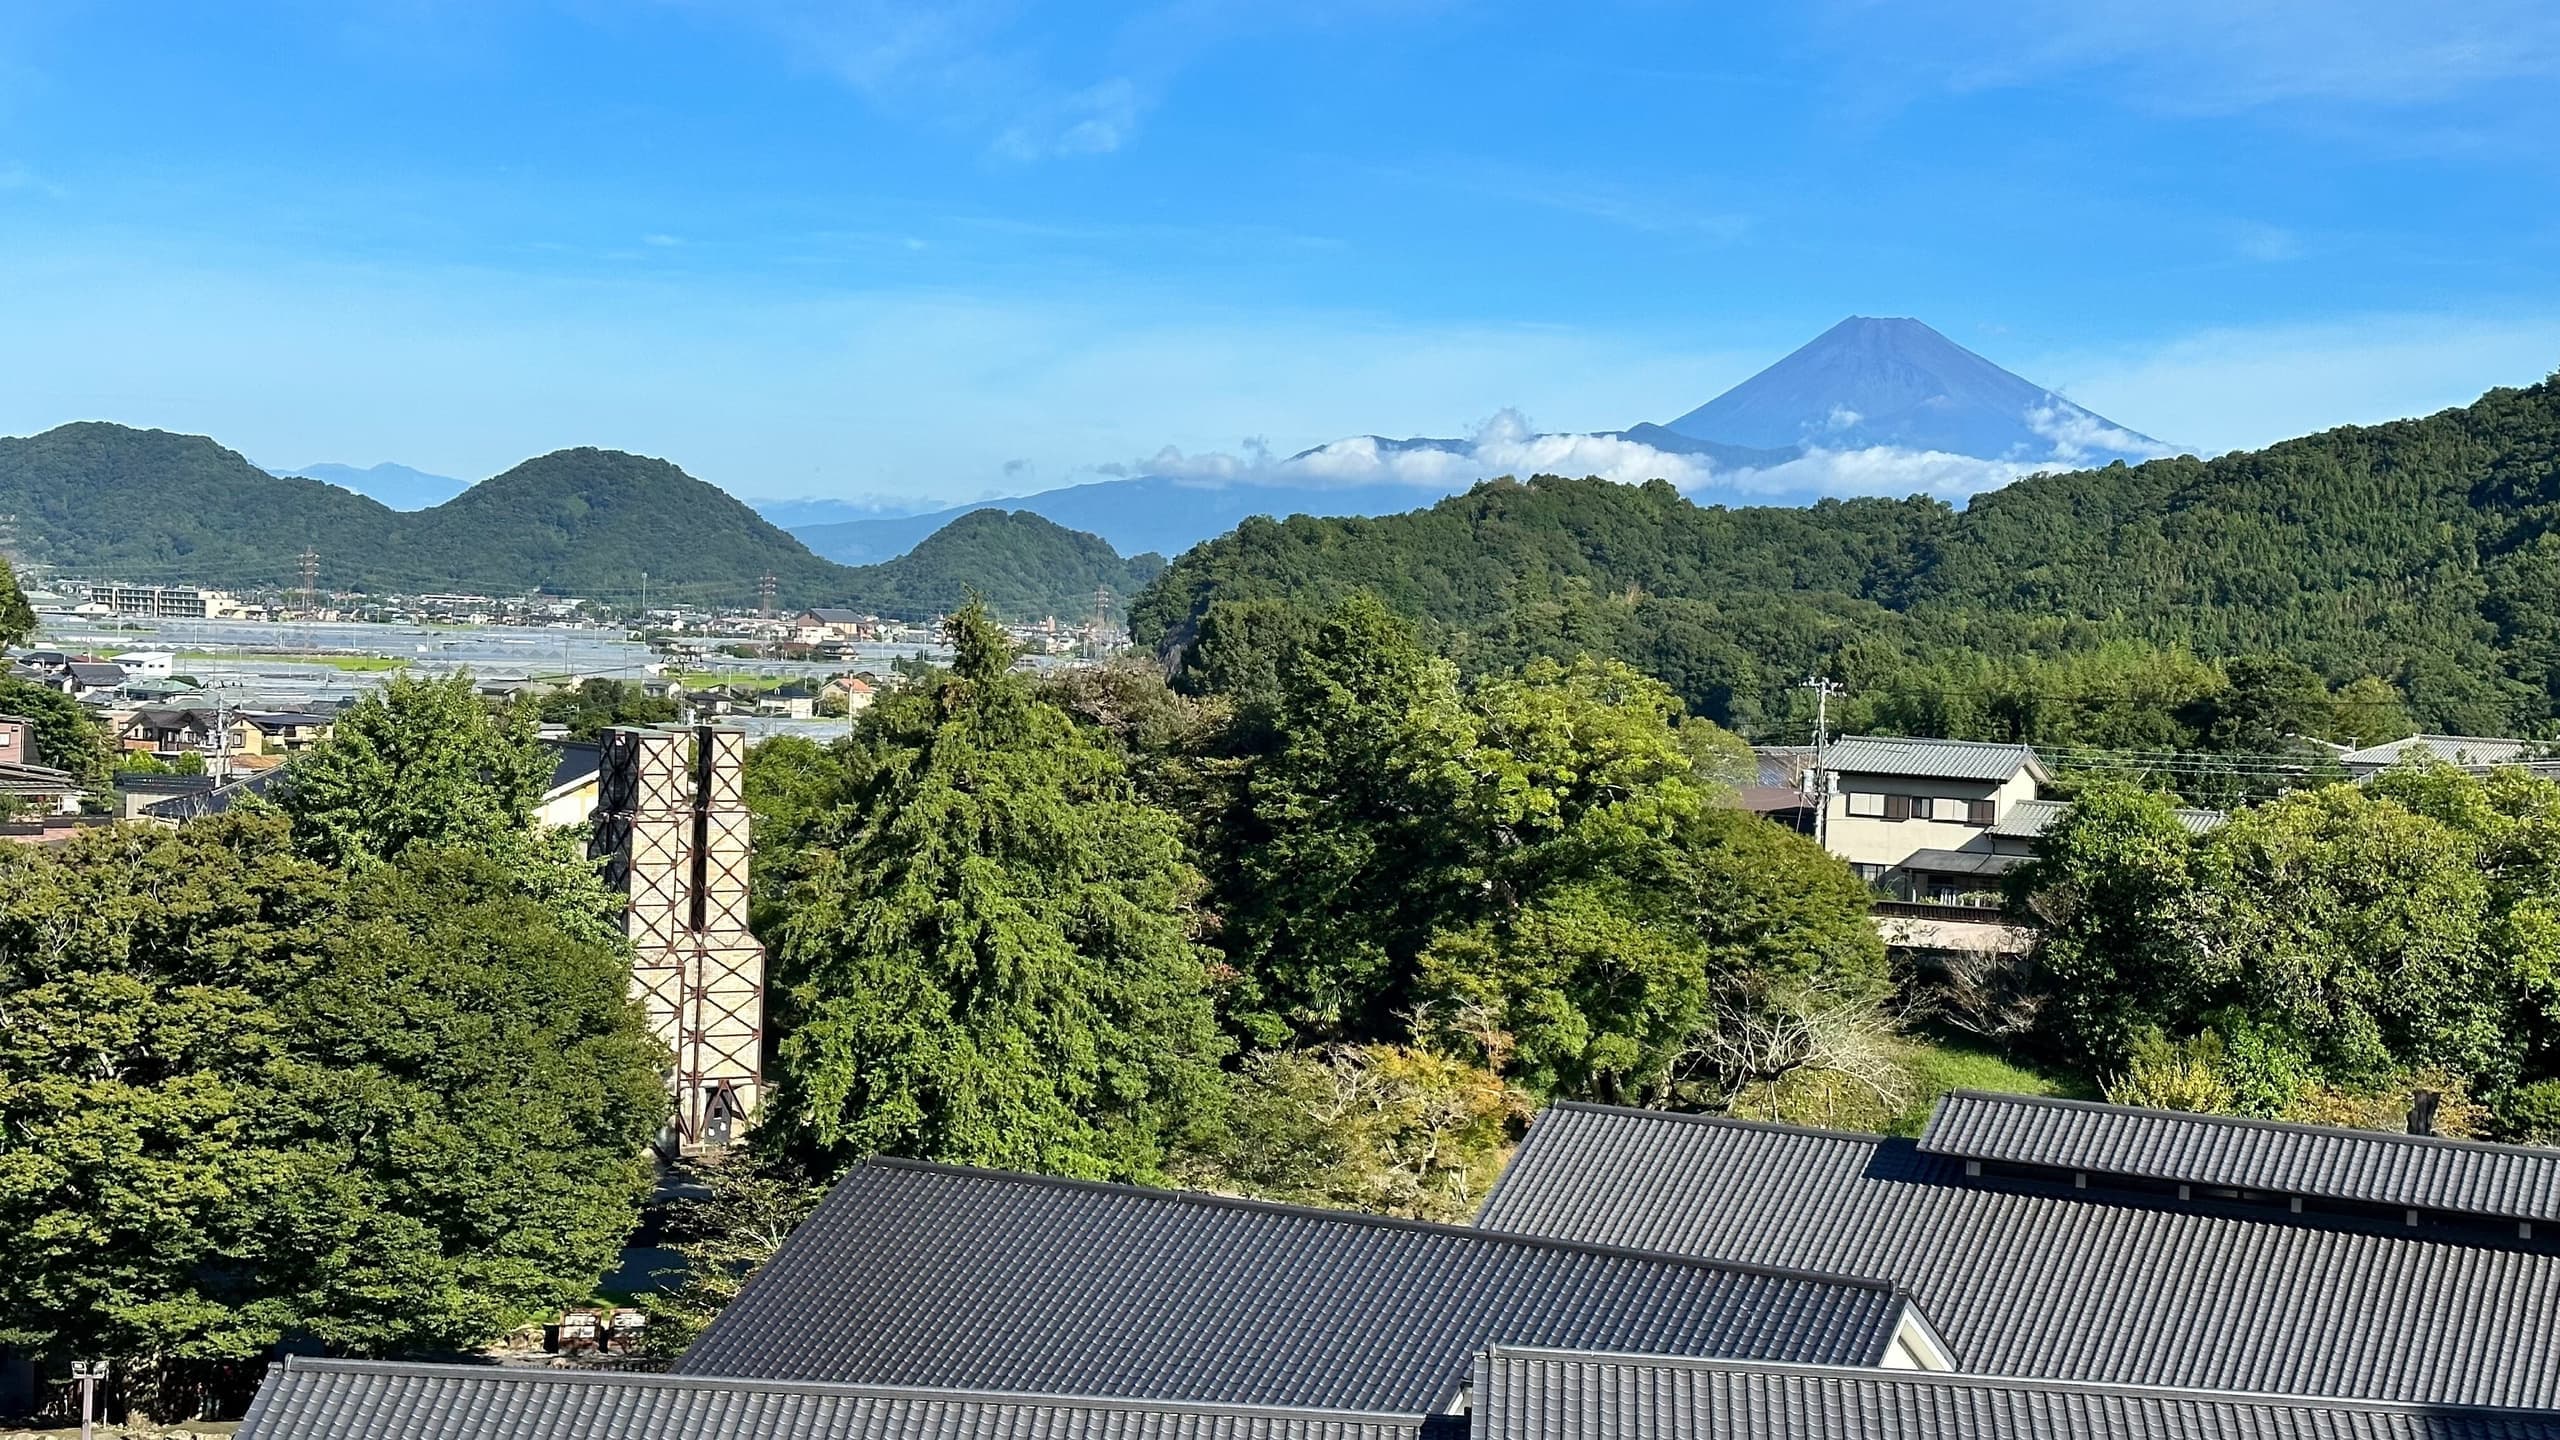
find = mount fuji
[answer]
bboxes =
[1656,316,2164,464]
[778,317,2172,564]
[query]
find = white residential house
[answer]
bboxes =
[112,650,177,680]
[1817,736,2050,885]
[1810,735,2222,955]
[793,608,867,645]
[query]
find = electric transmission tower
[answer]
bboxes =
[758,572,777,619]
[1087,584,1115,660]
[298,548,319,616]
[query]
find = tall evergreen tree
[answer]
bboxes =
[761,602,1228,1180]
[0,555,34,651]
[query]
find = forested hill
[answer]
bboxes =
[0,423,1155,618]
[0,422,402,582]
[398,447,850,606]
[1134,374,2560,737]
[839,508,1165,621]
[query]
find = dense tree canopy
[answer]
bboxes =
[1154,596,1889,1113]
[536,678,681,740]
[0,817,665,1406]
[0,673,116,788]
[2012,765,2560,1137]
[273,672,622,945]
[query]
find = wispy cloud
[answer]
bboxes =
[1385,157,1755,241]
[688,0,1151,161]
[992,77,1140,161]
[1820,0,2560,114]
[0,162,63,198]
[2229,221,2301,263]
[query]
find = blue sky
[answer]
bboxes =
[2,0,2556,505]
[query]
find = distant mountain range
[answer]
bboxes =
[779,316,2168,565]
[271,460,471,510]
[0,424,1149,620]
[783,476,1502,567]
[3,317,2167,618]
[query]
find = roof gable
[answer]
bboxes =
[675,1159,1918,1411]
[1820,736,2048,784]
[1475,1103,2560,1408]
[1472,1349,2560,1440]
[2340,734,2544,767]
[1921,1090,2560,1225]
[238,1358,1431,1440]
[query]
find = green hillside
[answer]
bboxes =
[0,424,1155,619]
[397,447,849,608]
[0,422,397,586]
[841,508,1166,622]
[1135,374,2560,737]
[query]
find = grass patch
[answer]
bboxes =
[1883,1039,2093,1136]
[1726,1036,2091,1137]
[179,651,408,673]
[670,669,786,690]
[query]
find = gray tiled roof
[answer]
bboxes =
[1819,736,2048,784]
[1752,747,1815,788]
[1894,847,2027,877]
[675,1160,1924,1411]
[143,764,288,820]
[1474,1103,2560,1409]
[547,740,602,796]
[236,1358,1430,1440]
[1471,1349,2560,1440]
[1922,1090,2560,1225]
[2340,734,2546,768]
[1987,796,2225,838]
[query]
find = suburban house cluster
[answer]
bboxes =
[235,1088,2560,1439]
[0,638,894,844]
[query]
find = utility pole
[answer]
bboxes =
[1800,675,1844,848]
[74,1357,104,1440]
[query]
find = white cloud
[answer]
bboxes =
[2022,401,2175,466]
[1725,446,2050,500]
[1096,405,2128,506]
[1107,408,1725,494]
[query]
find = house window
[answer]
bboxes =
[1883,794,1914,821]
[1967,798,1996,826]
[1846,791,1885,818]
[1909,796,1943,821]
